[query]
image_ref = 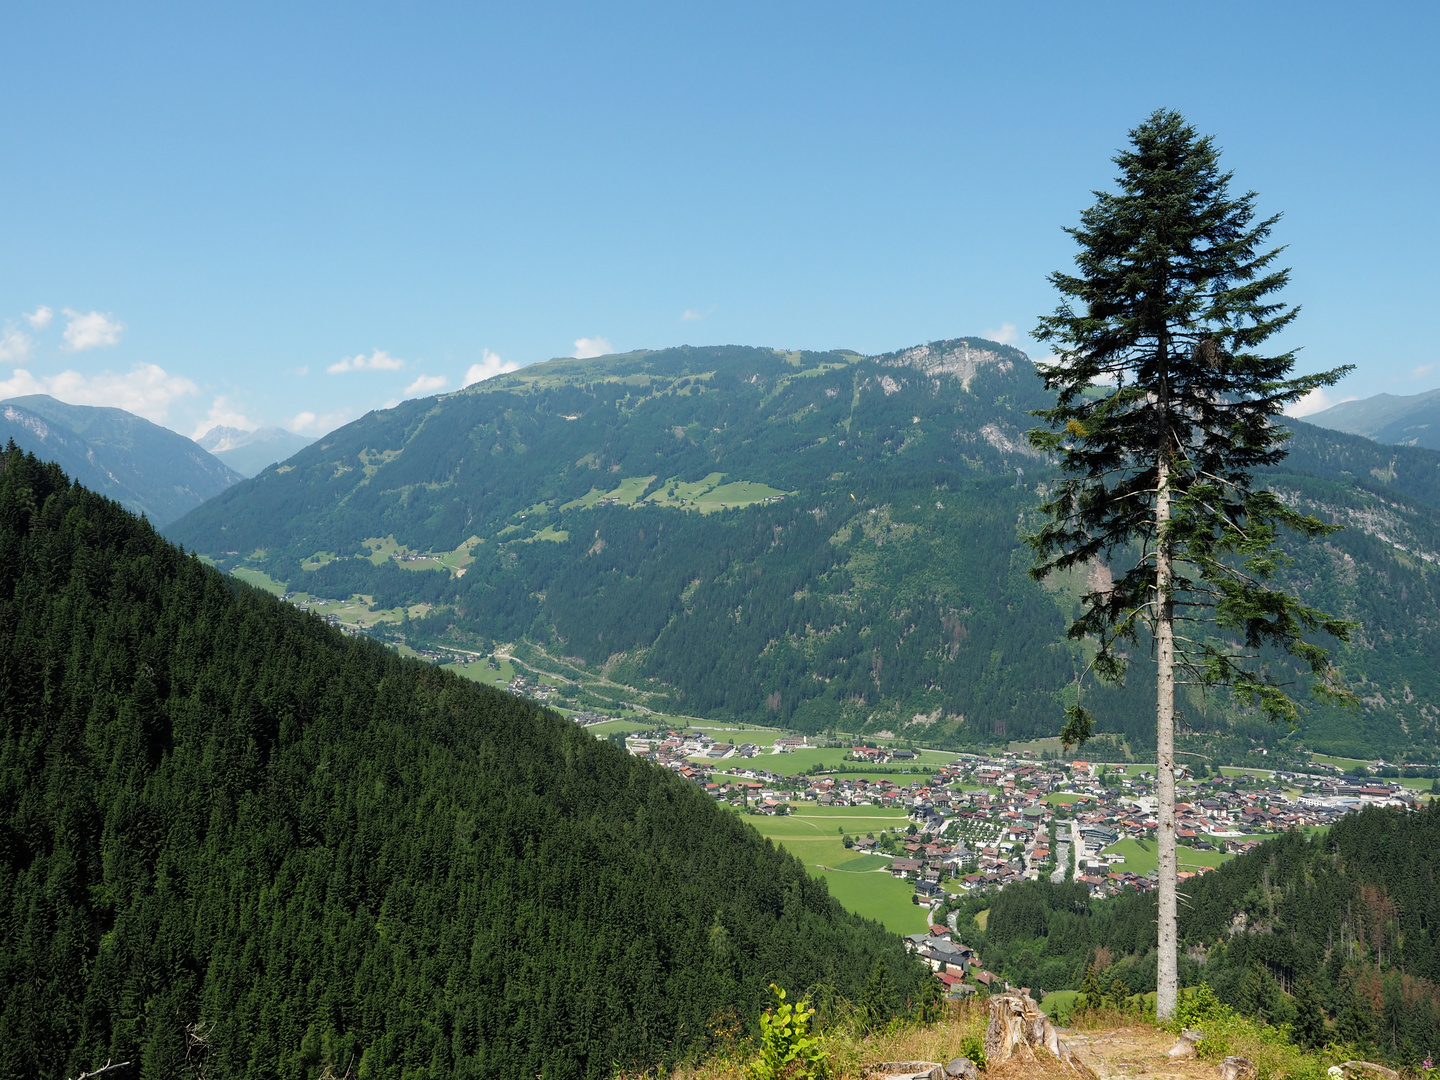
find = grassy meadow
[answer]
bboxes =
[735,806,930,934]
[443,656,516,688]
[1099,837,1232,876]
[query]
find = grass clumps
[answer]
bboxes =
[1166,984,1351,1080]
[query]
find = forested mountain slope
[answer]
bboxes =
[967,804,1440,1063]
[0,446,924,1080]
[0,394,241,523]
[167,342,1440,760]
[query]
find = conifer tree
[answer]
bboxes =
[1292,977,1326,1049]
[1075,962,1104,1013]
[1028,109,1356,1018]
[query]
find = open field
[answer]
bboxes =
[1039,989,1079,1020]
[720,747,851,771]
[285,591,428,629]
[643,472,728,507]
[711,758,949,784]
[1099,837,1231,876]
[634,472,793,513]
[735,807,928,934]
[560,475,658,511]
[691,479,790,512]
[770,806,912,821]
[583,718,654,737]
[822,870,927,935]
[1009,733,1132,761]
[443,657,515,688]
[1311,752,1374,771]
[1218,766,1280,780]
[689,724,786,745]
[526,524,569,542]
[562,472,795,514]
[230,567,286,595]
[1044,792,1084,805]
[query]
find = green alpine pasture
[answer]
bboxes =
[737,807,930,934]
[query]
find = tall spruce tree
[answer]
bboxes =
[1026,109,1355,1019]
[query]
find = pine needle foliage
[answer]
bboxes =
[1027,108,1357,744]
[1026,108,1358,1019]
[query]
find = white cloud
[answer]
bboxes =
[573,336,613,359]
[0,325,32,363]
[191,395,255,441]
[1407,362,1435,381]
[327,349,405,374]
[23,306,53,330]
[681,307,715,322]
[983,322,1019,345]
[0,362,198,422]
[288,409,353,437]
[404,374,449,397]
[1286,386,1358,418]
[463,348,519,387]
[293,365,310,377]
[62,308,124,351]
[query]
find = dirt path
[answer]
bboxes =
[1059,1026,1215,1080]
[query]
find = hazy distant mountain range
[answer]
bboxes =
[167,341,1440,763]
[1306,386,1440,450]
[195,424,315,477]
[0,394,242,524]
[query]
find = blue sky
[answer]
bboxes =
[1,2,1436,438]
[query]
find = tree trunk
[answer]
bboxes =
[1155,450,1178,1020]
[984,993,1096,1078]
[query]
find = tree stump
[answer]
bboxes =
[984,993,1096,1078]
[1218,1056,1256,1080]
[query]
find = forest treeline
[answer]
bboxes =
[952,805,1440,1063]
[0,446,926,1080]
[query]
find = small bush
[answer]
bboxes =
[1166,983,1347,1080]
[749,985,828,1080]
[956,1033,987,1072]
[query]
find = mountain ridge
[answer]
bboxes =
[166,340,1440,762]
[1304,386,1440,450]
[0,393,242,523]
[196,423,316,476]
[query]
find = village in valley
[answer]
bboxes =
[437,651,1437,1000]
[598,723,1431,999]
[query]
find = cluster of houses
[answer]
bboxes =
[506,674,560,701]
[849,745,920,765]
[902,926,1008,998]
[626,730,767,764]
[619,729,1428,903]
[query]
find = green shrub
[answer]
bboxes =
[1166,983,1346,1080]
[956,1033,987,1072]
[749,985,828,1080]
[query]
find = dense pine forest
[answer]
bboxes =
[0,446,926,1080]
[955,805,1440,1063]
